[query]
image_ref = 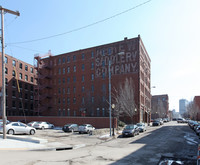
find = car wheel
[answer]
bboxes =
[71,129,74,133]
[79,132,81,134]
[51,126,54,129]
[132,132,135,137]
[30,129,35,135]
[8,129,14,135]
[41,126,45,130]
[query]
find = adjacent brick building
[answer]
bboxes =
[34,35,151,123]
[0,53,36,116]
[151,94,169,119]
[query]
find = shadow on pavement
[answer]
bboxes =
[111,124,199,165]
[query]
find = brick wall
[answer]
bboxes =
[7,116,117,128]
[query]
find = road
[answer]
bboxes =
[0,121,199,165]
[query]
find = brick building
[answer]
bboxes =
[0,53,36,116]
[151,94,169,119]
[34,35,151,123]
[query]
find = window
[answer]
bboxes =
[25,65,28,71]
[82,64,85,71]
[73,76,76,82]
[82,97,85,104]
[25,84,28,90]
[73,55,76,61]
[73,66,76,72]
[25,93,28,99]
[67,56,70,63]
[30,93,33,100]
[58,78,61,84]
[5,67,8,74]
[25,75,28,81]
[91,62,94,70]
[67,87,70,94]
[58,58,61,64]
[58,68,61,74]
[73,97,76,104]
[63,88,65,94]
[58,88,61,94]
[97,108,100,116]
[63,68,65,74]
[102,60,105,67]
[30,67,33,73]
[12,101,16,108]
[82,53,85,60]
[67,77,70,83]
[91,74,94,80]
[30,85,33,91]
[5,57,8,64]
[31,77,33,83]
[12,70,16,77]
[19,73,22,79]
[102,49,105,56]
[74,111,76,116]
[73,87,76,93]
[67,66,70,73]
[5,78,8,85]
[102,108,105,117]
[67,98,70,104]
[108,47,112,55]
[12,80,16,87]
[12,90,16,97]
[12,60,16,66]
[82,75,84,82]
[91,85,94,92]
[82,86,85,92]
[63,78,65,84]
[91,96,94,103]
[63,98,65,104]
[62,57,65,64]
[19,63,23,69]
[19,82,22,89]
[91,51,94,58]
[102,72,105,79]
[102,96,106,102]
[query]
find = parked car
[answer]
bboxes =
[122,124,140,137]
[62,124,79,132]
[33,121,54,129]
[163,118,169,122]
[27,121,39,127]
[158,118,164,125]
[78,124,95,134]
[136,123,147,132]
[196,125,200,135]
[0,122,36,135]
[152,119,160,126]
[177,118,187,123]
[0,119,10,125]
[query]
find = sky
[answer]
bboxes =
[1,0,200,112]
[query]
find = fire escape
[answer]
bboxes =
[34,51,53,115]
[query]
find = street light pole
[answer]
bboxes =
[108,60,112,137]
[0,7,20,139]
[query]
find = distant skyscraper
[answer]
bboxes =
[179,99,188,115]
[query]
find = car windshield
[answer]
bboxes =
[137,123,143,126]
[125,125,135,130]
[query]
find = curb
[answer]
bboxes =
[0,134,47,144]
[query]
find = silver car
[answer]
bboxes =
[0,122,36,135]
[136,123,147,132]
[33,121,54,129]
[78,124,95,134]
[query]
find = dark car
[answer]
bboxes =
[122,124,139,137]
[152,119,160,126]
[62,124,79,132]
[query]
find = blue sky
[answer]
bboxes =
[1,0,200,111]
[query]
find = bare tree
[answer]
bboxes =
[113,78,137,124]
[187,101,199,120]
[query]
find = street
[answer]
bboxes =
[0,121,199,165]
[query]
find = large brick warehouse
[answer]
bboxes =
[0,53,36,116]
[34,35,151,123]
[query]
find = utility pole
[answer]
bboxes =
[108,60,112,136]
[0,6,20,139]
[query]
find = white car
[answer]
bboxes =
[78,124,95,134]
[33,121,54,129]
[0,122,36,135]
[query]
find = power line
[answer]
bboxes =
[7,0,152,45]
